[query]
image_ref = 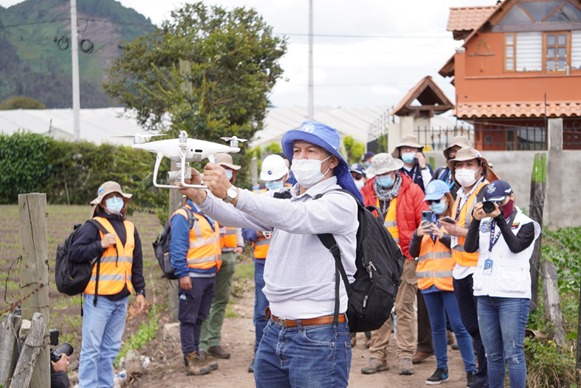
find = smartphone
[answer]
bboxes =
[422,211,433,224]
[440,216,457,224]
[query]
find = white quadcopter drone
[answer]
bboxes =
[132,131,246,189]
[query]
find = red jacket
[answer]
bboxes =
[361,173,428,259]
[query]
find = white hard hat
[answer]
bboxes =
[260,154,289,181]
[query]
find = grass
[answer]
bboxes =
[0,203,254,367]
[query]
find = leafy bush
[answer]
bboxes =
[0,131,51,203]
[0,132,168,215]
[524,227,580,387]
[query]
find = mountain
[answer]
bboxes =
[0,0,155,108]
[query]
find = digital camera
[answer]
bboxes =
[482,201,500,214]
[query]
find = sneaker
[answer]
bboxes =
[207,345,231,359]
[412,351,434,364]
[425,368,449,385]
[399,358,414,375]
[466,372,476,387]
[361,357,389,374]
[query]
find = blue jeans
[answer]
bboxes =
[254,319,351,388]
[477,296,530,388]
[423,290,476,373]
[454,275,488,387]
[253,259,268,353]
[79,294,128,387]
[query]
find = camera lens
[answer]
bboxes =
[482,201,495,213]
[51,343,74,362]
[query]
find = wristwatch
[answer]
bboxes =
[224,186,238,203]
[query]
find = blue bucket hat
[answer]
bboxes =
[483,180,512,202]
[281,121,363,203]
[424,179,450,201]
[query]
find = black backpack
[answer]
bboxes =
[153,206,195,280]
[316,190,404,332]
[55,219,108,297]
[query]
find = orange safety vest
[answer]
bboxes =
[416,227,454,291]
[85,217,134,295]
[378,197,399,245]
[174,207,222,273]
[252,235,270,260]
[220,226,238,249]
[451,181,488,267]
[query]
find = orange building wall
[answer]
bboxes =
[454,32,581,103]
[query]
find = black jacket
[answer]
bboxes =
[69,208,146,300]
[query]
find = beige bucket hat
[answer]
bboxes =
[215,153,241,170]
[367,153,404,176]
[443,136,471,159]
[90,181,132,205]
[447,148,500,182]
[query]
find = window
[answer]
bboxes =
[515,32,543,71]
[544,32,569,72]
[505,33,516,71]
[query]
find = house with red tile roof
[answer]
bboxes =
[439,0,581,150]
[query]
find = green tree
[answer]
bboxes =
[343,136,364,165]
[104,2,287,145]
[0,96,46,110]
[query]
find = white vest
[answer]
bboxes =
[472,209,541,298]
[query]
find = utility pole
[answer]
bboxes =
[70,0,81,140]
[307,0,314,120]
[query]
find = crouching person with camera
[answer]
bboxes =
[170,197,222,376]
[51,353,70,388]
[464,180,540,388]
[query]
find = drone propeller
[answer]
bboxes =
[220,136,248,148]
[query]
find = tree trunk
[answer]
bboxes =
[541,261,565,346]
[18,193,50,387]
[529,153,546,311]
[0,312,22,386]
[9,313,46,388]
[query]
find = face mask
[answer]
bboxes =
[499,199,515,218]
[105,196,124,214]
[363,161,371,168]
[401,152,416,164]
[355,179,365,190]
[430,201,447,215]
[265,180,284,191]
[225,169,233,181]
[376,174,394,188]
[455,168,478,188]
[291,156,330,188]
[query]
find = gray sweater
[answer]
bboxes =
[198,177,358,319]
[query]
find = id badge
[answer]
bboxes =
[483,258,493,276]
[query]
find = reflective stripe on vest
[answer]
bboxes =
[378,197,399,244]
[85,217,135,295]
[220,226,238,249]
[451,181,487,267]
[416,228,454,291]
[253,236,270,260]
[178,209,221,274]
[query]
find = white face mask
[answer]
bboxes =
[291,156,331,188]
[354,179,365,190]
[455,168,478,188]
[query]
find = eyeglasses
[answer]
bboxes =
[427,199,444,205]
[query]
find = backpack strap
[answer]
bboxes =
[314,189,357,326]
[87,219,110,307]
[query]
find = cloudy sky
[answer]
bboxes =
[1,0,498,109]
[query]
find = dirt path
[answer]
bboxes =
[131,294,470,388]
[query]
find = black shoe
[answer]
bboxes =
[207,345,231,359]
[426,368,449,385]
[466,372,476,387]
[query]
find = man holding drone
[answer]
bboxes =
[178,121,361,388]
